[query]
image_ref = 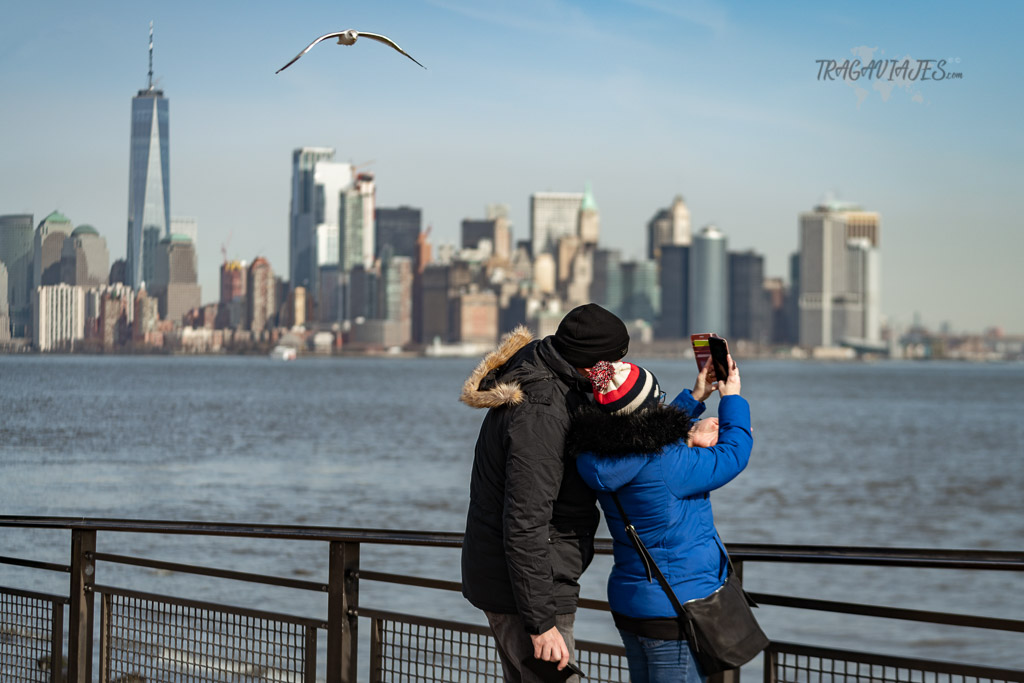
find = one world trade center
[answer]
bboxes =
[126,22,170,290]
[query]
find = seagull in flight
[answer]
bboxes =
[276,29,425,73]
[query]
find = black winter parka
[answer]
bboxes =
[460,327,600,634]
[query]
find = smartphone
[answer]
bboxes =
[690,333,730,383]
[521,656,587,681]
[708,335,730,382]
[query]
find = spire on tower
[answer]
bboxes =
[147,21,154,91]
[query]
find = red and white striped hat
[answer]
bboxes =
[588,361,661,415]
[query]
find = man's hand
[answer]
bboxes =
[692,358,716,402]
[530,626,570,670]
[688,417,720,448]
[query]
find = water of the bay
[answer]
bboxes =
[1,354,1022,674]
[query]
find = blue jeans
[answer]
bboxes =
[618,630,705,683]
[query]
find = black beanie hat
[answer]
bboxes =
[552,303,629,368]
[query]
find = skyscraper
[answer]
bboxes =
[657,245,690,339]
[247,257,276,332]
[340,173,376,272]
[375,206,422,260]
[126,23,171,289]
[289,148,352,296]
[620,260,660,322]
[151,235,200,324]
[0,214,34,335]
[578,183,600,246]
[648,195,691,261]
[33,284,85,351]
[34,211,74,287]
[60,226,110,288]
[689,225,728,335]
[728,250,768,343]
[798,201,881,347]
[530,191,583,258]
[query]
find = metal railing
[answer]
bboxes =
[1,516,1022,683]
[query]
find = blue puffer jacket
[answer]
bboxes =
[571,390,752,618]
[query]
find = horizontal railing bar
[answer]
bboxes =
[359,570,613,612]
[0,584,70,605]
[91,551,327,592]
[749,592,1024,632]
[91,584,326,629]
[0,554,70,573]
[0,515,466,546]
[731,549,1024,571]
[3,516,1022,568]
[768,640,1024,680]
[360,569,461,593]
[359,607,626,656]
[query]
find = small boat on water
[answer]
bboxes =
[269,345,297,361]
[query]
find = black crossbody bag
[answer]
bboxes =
[610,492,769,675]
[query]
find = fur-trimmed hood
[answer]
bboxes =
[566,402,694,458]
[459,326,534,409]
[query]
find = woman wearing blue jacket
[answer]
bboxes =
[570,357,751,683]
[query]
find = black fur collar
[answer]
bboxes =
[566,403,694,458]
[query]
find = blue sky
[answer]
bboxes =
[1,0,1021,333]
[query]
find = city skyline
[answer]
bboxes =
[1,1,1021,334]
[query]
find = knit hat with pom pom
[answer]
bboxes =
[588,360,661,415]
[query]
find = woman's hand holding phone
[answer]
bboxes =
[692,358,716,402]
[718,355,741,396]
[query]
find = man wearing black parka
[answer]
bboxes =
[460,304,629,682]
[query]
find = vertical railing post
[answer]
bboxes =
[762,646,777,683]
[327,540,360,683]
[67,529,95,683]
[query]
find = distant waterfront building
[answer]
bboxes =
[34,211,74,288]
[317,265,344,323]
[450,287,498,345]
[219,260,247,328]
[375,206,421,261]
[126,24,171,289]
[170,217,198,248]
[689,225,728,336]
[151,235,201,324]
[247,257,276,332]
[648,195,691,261]
[530,191,583,258]
[85,283,134,350]
[340,173,376,273]
[590,248,623,314]
[133,288,160,342]
[289,147,352,296]
[728,250,769,343]
[60,225,110,288]
[533,253,556,295]
[798,201,881,347]
[620,260,660,323]
[33,284,85,351]
[462,217,511,262]
[578,184,600,247]
[0,261,9,341]
[657,245,690,339]
[108,259,127,286]
[285,286,308,328]
[0,213,33,336]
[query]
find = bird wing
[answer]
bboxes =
[357,32,426,69]
[275,32,345,74]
